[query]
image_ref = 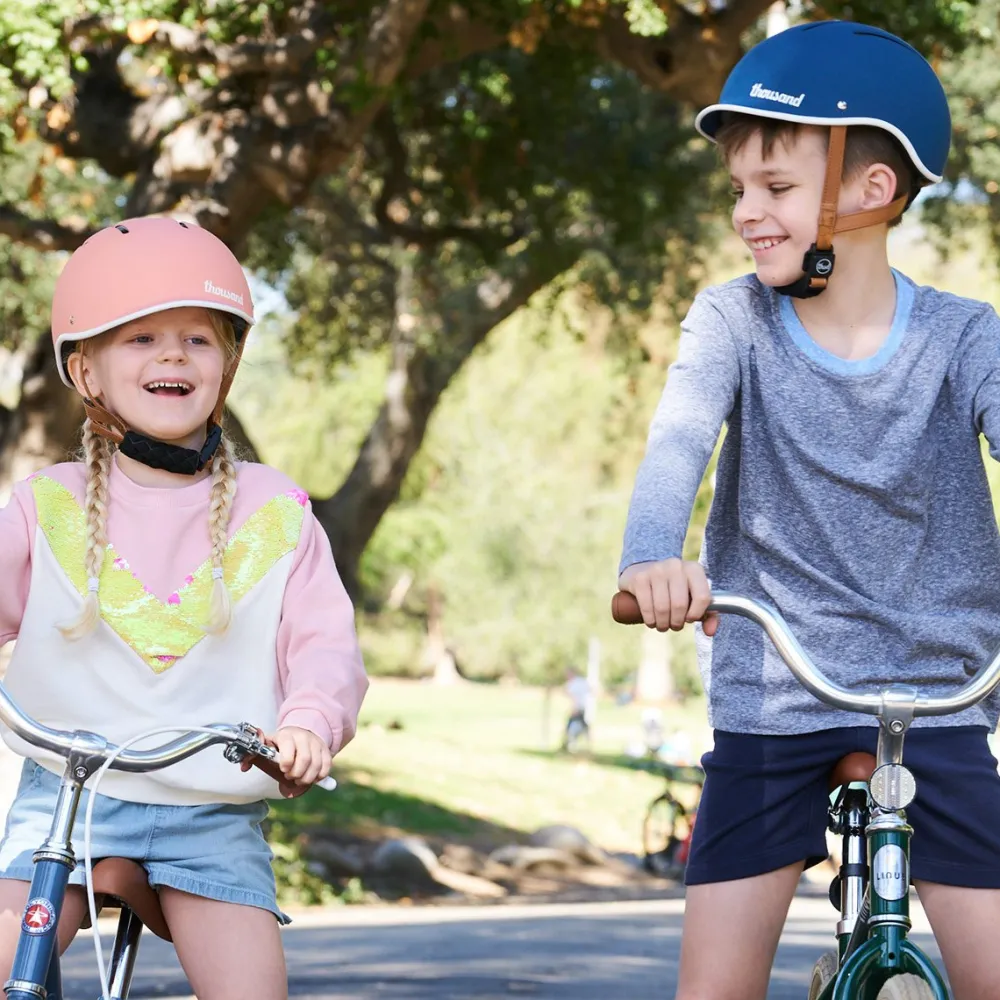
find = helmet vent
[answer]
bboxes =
[114,225,130,234]
[854,29,912,51]
[178,221,189,228]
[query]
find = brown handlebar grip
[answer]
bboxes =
[249,753,312,798]
[250,754,285,783]
[611,591,644,624]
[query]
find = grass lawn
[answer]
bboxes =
[271,678,711,857]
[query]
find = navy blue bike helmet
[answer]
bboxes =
[695,21,951,297]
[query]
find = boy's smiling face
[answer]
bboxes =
[729,126,831,287]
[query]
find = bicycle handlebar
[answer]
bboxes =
[611,590,1000,718]
[0,677,324,785]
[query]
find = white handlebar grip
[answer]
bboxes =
[317,776,337,791]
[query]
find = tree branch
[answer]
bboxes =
[401,0,774,107]
[0,207,96,253]
[594,0,775,106]
[404,4,507,80]
[361,0,435,88]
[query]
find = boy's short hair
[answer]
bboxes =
[715,112,921,229]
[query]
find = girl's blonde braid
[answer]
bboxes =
[59,419,112,639]
[205,434,238,634]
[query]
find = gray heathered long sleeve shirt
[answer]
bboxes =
[620,270,1000,734]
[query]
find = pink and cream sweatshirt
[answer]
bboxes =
[0,458,368,806]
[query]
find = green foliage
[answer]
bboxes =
[0,240,58,351]
[0,1,301,97]
[368,309,658,685]
[623,0,669,36]
[233,321,387,495]
[919,0,1000,260]
[267,818,370,906]
[269,830,340,906]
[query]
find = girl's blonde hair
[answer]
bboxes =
[60,309,240,639]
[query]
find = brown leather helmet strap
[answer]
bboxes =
[211,336,247,427]
[833,194,909,233]
[816,125,847,252]
[74,369,127,445]
[822,124,909,238]
[800,125,908,294]
[82,400,127,445]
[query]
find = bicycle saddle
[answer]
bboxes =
[79,857,172,941]
[828,752,876,791]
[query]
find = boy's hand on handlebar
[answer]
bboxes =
[618,558,718,635]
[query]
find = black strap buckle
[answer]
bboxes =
[775,244,836,299]
[802,243,835,282]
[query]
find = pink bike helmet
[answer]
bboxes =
[51,217,255,388]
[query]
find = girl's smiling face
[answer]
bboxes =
[67,307,227,450]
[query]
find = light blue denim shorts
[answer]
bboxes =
[0,760,288,923]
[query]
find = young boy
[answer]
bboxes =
[618,21,1000,1000]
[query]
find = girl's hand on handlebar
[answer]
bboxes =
[270,726,333,790]
[241,727,333,798]
[618,558,718,635]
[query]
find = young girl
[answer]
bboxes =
[0,216,368,998]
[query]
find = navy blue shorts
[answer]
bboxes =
[686,726,1000,888]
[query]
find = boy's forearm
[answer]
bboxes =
[619,426,717,573]
[619,290,739,574]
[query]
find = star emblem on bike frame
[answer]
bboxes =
[22,899,54,935]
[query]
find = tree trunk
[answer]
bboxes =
[424,582,461,684]
[312,243,582,596]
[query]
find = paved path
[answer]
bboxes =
[55,894,944,999]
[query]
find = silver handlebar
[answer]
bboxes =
[711,592,1000,717]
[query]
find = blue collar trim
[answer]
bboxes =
[779,270,913,376]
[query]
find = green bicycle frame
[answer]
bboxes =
[823,809,948,1000]
[818,712,950,1000]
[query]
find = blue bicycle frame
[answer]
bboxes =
[5,768,84,1000]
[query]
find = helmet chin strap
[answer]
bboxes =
[74,338,245,476]
[776,125,909,299]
